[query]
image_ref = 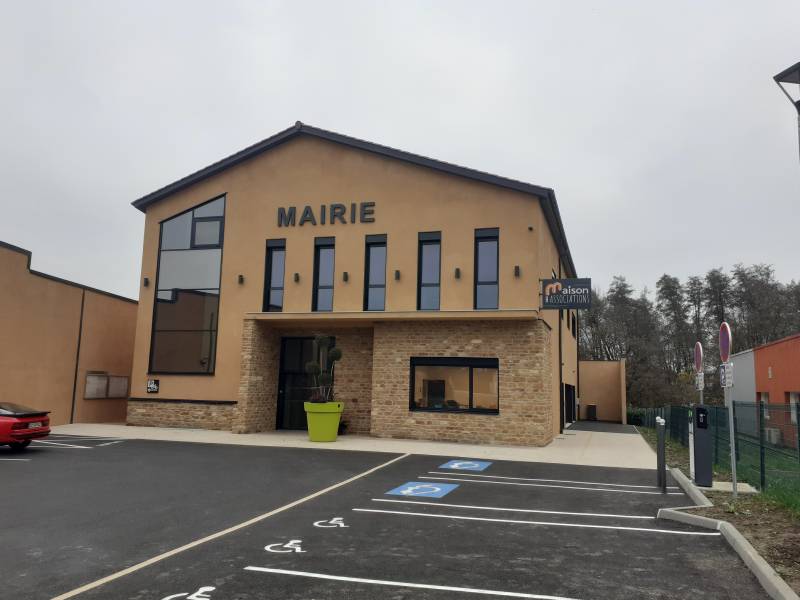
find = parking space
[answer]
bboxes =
[13,446,767,600]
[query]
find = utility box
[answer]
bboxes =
[693,406,712,487]
[587,404,597,421]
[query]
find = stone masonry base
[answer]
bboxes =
[126,400,234,430]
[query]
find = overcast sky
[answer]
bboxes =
[1,1,798,300]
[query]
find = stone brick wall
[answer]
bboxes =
[371,319,553,446]
[233,319,280,433]
[126,400,234,430]
[332,328,373,434]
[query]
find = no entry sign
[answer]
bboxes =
[694,342,703,374]
[719,322,732,363]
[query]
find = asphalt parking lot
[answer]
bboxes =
[2,435,767,599]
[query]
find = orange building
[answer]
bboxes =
[753,333,800,447]
[0,241,138,425]
[127,123,580,446]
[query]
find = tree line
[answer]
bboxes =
[579,265,800,407]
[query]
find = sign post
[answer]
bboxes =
[720,322,738,499]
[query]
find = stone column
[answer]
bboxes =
[233,319,279,433]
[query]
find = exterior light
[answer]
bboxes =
[514,265,521,277]
[343,271,349,282]
[394,269,400,281]
[294,273,300,282]
[238,274,245,284]
[455,267,461,279]
[774,61,800,162]
[143,277,149,287]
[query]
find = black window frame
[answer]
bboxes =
[409,356,499,415]
[364,234,387,311]
[572,312,577,338]
[148,195,225,376]
[312,237,335,312]
[474,228,499,310]
[263,239,286,312]
[417,232,441,311]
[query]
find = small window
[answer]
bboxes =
[264,240,286,312]
[313,238,335,312]
[409,357,499,414]
[364,235,387,311]
[474,228,498,310]
[418,233,441,311]
[789,392,799,425]
[760,392,770,421]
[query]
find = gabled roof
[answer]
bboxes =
[132,122,576,276]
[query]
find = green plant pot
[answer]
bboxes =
[304,402,344,442]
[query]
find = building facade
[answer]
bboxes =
[1,241,137,425]
[127,123,579,446]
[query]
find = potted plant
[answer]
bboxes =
[303,335,344,442]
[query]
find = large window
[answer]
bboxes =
[313,237,335,312]
[409,357,499,413]
[263,239,286,312]
[474,228,498,309]
[150,196,225,374]
[364,234,387,311]
[417,232,441,311]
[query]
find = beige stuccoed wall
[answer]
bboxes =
[131,135,574,405]
[0,244,137,426]
[578,360,627,423]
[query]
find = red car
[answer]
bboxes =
[0,403,50,450]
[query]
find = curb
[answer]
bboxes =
[659,468,798,600]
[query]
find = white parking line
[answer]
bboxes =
[418,476,685,496]
[97,441,125,447]
[244,567,582,599]
[428,471,680,490]
[352,508,721,536]
[50,453,410,600]
[371,498,655,520]
[0,458,31,461]
[30,440,91,449]
[46,437,126,442]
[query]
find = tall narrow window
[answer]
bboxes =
[364,234,387,311]
[150,195,225,374]
[474,228,498,309]
[313,237,335,312]
[263,239,286,312]
[418,232,440,311]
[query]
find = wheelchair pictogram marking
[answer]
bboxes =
[385,482,459,498]
[313,517,349,528]
[265,539,306,553]
[439,459,492,471]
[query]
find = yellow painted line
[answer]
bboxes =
[51,453,409,599]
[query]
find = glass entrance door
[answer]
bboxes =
[277,337,315,430]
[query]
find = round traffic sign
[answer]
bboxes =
[694,342,703,374]
[719,322,732,363]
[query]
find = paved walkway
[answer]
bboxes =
[52,423,657,469]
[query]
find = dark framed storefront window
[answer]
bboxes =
[364,234,387,311]
[417,232,440,311]
[263,239,286,312]
[313,237,335,312]
[409,357,499,414]
[150,195,225,374]
[474,228,498,309]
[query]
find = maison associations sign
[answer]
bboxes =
[541,278,592,310]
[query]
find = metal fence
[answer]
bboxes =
[629,402,800,493]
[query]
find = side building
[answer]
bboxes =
[127,122,579,446]
[0,242,138,425]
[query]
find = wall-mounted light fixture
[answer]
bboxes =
[455,267,461,279]
[238,274,245,284]
[528,226,533,231]
[394,269,401,281]
[294,273,300,283]
[343,271,349,282]
[143,277,150,287]
[514,265,521,278]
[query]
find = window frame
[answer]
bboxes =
[263,239,286,312]
[417,232,441,311]
[474,228,499,310]
[409,356,499,415]
[364,234,387,311]
[312,237,335,312]
[148,195,225,376]
[190,215,224,249]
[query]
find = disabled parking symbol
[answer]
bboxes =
[385,481,459,498]
[439,459,492,471]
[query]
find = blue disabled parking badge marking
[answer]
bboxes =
[439,459,493,471]
[386,481,459,498]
